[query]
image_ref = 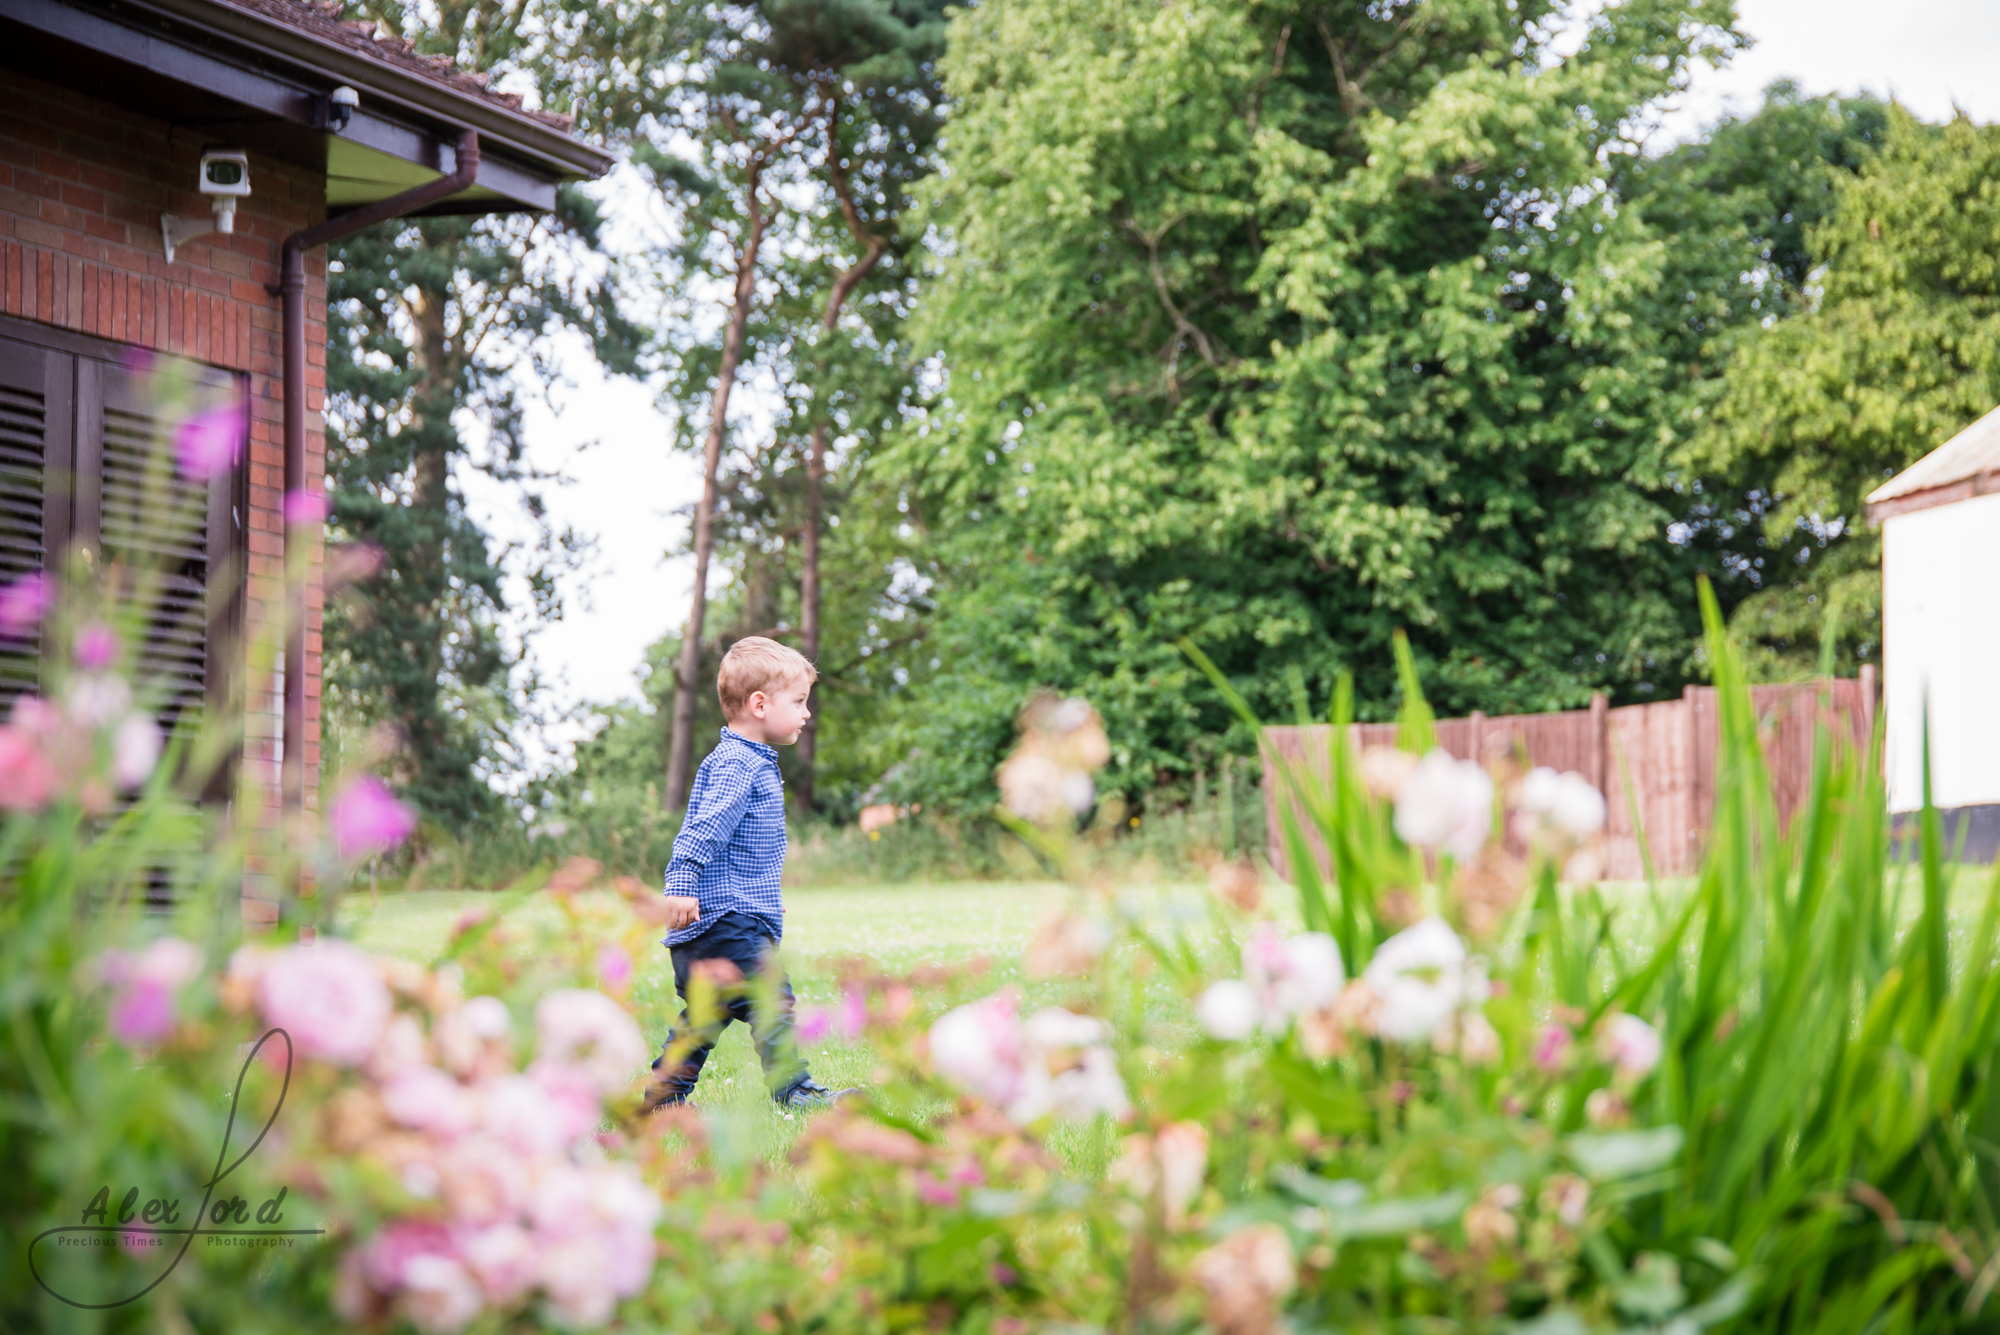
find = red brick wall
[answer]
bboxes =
[0,69,327,914]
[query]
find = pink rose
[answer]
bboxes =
[534,989,647,1097]
[0,572,53,639]
[1534,1023,1573,1073]
[360,1219,457,1293]
[100,937,203,1046]
[0,723,57,810]
[453,1222,537,1303]
[173,404,245,481]
[835,986,868,1040]
[795,1006,832,1045]
[595,943,633,992]
[399,1254,483,1334]
[256,939,392,1066]
[929,990,1028,1107]
[381,1065,476,1138]
[73,623,118,671]
[330,776,418,859]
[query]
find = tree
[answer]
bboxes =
[882,0,1749,811]
[325,0,640,832]
[631,1,947,812]
[1684,109,1993,677]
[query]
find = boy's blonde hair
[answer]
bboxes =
[716,636,817,717]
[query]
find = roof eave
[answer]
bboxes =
[117,0,615,182]
[1867,470,2000,526]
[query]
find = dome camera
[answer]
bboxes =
[327,85,359,133]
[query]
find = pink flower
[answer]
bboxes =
[595,944,633,992]
[929,990,1028,1107]
[399,1253,483,1334]
[173,404,244,481]
[110,981,175,1045]
[284,489,328,525]
[475,1074,577,1157]
[73,623,118,671]
[528,1162,661,1315]
[360,1219,457,1294]
[381,1065,476,1138]
[121,346,156,376]
[100,937,202,1045]
[0,572,53,639]
[916,1175,961,1206]
[1534,1023,1573,1073]
[453,1222,537,1303]
[534,989,647,1097]
[526,1060,604,1144]
[795,1006,833,1045]
[1600,1013,1663,1079]
[256,939,392,1066]
[836,986,868,1040]
[112,713,162,788]
[0,724,57,810]
[330,776,417,858]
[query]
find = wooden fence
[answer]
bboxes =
[1259,670,1878,881]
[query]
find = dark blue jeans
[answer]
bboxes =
[646,912,810,1105]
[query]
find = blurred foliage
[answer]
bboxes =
[859,1,1902,816]
[1686,110,2000,677]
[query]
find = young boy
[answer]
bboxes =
[641,636,844,1111]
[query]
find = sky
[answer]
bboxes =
[469,0,2000,764]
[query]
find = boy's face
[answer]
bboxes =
[734,674,813,746]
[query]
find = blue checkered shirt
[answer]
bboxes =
[662,728,788,945]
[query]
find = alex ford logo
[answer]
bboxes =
[29,1028,325,1309]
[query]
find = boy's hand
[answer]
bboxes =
[663,895,701,929]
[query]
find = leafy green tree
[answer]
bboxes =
[325,0,640,833]
[1685,109,1994,677]
[884,0,1749,810]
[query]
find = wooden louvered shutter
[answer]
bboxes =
[0,335,75,716]
[72,357,242,742]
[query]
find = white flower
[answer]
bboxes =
[1196,980,1260,1041]
[1242,925,1345,1029]
[1519,767,1607,837]
[111,713,161,788]
[534,990,646,1097]
[930,994,1127,1122]
[1600,1013,1662,1078]
[1362,917,1489,1043]
[1154,1122,1209,1227]
[1014,1007,1129,1122]
[65,674,131,728]
[1393,750,1494,860]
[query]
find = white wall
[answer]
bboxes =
[1883,492,2000,812]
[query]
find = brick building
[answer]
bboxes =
[0,0,610,908]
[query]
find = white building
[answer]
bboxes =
[1867,406,2000,859]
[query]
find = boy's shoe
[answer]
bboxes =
[774,1078,860,1110]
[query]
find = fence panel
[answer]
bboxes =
[1260,675,1876,882]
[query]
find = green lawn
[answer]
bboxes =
[339,879,1228,1164]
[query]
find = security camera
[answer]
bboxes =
[198,149,251,198]
[163,148,250,261]
[327,86,359,134]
